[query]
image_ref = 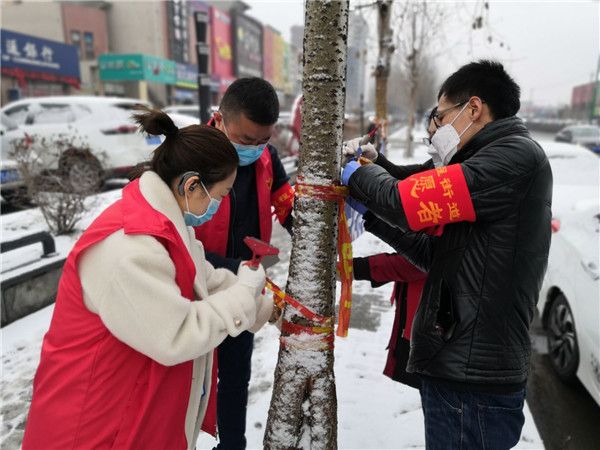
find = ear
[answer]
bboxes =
[213,111,224,129]
[468,96,485,122]
[177,171,201,196]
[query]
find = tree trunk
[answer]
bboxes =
[374,0,393,149]
[404,12,418,158]
[263,1,349,449]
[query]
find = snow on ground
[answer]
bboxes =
[1,127,544,449]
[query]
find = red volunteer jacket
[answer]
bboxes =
[22,180,199,450]
[194,147,292,255]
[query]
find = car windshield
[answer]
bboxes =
[26,104,93,124]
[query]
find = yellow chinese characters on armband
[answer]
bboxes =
[397,164,476,231]
[271,183,295,224]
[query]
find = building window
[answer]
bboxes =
[84,32,94,60]
[71,30,81,58]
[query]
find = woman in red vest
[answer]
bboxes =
[22,106,273,450]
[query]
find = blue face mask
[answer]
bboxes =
[232,142,267,166]
[223,120,267,166]
[183,182,221,226]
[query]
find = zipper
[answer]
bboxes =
[228,189,236,258]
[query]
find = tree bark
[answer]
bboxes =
[374,0,393,148]
[404,10,418,158]
[263,1,349,449]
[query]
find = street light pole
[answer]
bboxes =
[194,11,211,124]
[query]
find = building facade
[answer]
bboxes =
[2,0,302,109]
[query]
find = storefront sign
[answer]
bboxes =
[232,12,263,78]
[1,29,80,79]
[175,63,198,89]
[99,54,176,84]
[99,54,144,80]
[142,55,176,84]
[210,7,234,84]
[263,26,275,84]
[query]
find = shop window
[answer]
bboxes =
[84,32,94,60]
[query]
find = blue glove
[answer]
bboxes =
[342,160,360,186]
[345,196,367,215]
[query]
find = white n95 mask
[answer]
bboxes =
[429,103,473,167]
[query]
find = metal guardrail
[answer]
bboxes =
[1,231,58,258]
[1,231,64,326]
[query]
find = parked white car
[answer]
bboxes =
[537,140,600,406]
[163,104,218,123]
[1,96,156,192]
[163,104,201,120]
[1,112,29,204]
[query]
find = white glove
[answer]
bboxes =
[237,263,266,299]
[342,136,378,161]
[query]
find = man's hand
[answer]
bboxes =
[342,136,378,161]
[342,160,360,186]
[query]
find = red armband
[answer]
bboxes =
[397,164,475,231]
[271,182,294,225]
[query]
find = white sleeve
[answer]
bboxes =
[78,231,258,366]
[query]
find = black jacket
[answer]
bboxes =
[348,116,553,391]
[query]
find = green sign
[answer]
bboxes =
[99,54,144,80]
[143,55,176,84]
[99,54,176,85]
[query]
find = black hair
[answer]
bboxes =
[128,105,238,189]
[438,59,520,120]
[219,77,280,125]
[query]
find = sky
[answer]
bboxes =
[1,124,550,449]
[244,0,600,108]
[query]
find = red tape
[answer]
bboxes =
[265,177,355,339]
[266,277,332,326]
[280,320,335,351]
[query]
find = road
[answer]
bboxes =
[527,316,600,449]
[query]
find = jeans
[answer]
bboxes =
[215,331,254,450]
[421,380,526,450]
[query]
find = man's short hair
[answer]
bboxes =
[220,77,280,125]
[438,60,520,120]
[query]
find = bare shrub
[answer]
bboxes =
[10,133,105,235]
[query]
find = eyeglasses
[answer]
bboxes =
[431,101,467,129]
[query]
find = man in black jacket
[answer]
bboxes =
[342,60,552,449]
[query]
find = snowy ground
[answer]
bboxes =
[1,128,545,449]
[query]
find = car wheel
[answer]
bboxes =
[547,293,579,382]
[1,186,31,208]
[60,153,103,193]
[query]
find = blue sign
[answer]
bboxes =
[175,63,198,89]
[1,29,80,79]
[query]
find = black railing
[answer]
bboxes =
[1,231,58,258]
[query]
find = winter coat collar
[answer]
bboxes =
[452,116,530,164]
[129,171,192,252]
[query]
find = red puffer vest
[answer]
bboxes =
[22,179,200,450]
